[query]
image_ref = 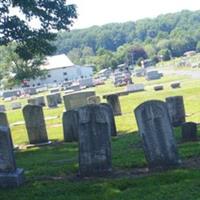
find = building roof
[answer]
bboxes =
[41,54,74,70]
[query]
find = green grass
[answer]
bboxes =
[2,74,200,199]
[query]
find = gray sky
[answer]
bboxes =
[68,0,200,29]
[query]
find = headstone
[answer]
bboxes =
[125,84,145,93]
[63,91,95,111]
[0,105,6,112]
[28,96,46,107]
[54,93,62,104]
[146,70,162,80]
[171,82,181,89]
[181,122,197,141]
[134,100,180,169]
[50,88,60,93]
[0,126,24,187]
[105,94,122,116]
[46,94,58,108]
[62,110,79,142]
[11,102,22,110]
[78,104,112,177]
[87,96,101,104]
[165,96,186,127]
[101,103,117,137]
[154,85,164,91]
[23,105,48,144]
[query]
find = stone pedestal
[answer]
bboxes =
[181,122,197,141]
[23,105,48,144]
[78,104,112,177]
[134,100,180,170]
[166,96,185,127]
[106,94,122,116]
[0,126,24,188]
[62,110,79,142]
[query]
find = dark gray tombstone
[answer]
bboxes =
[166,96,186,127]
[62,110,79,142]
[0,105,6,112]
[181,122,197,141]
[0,126,24,187]
[23,105,48,144]
[134,100,180,170]
[55,93,62,104]
[78,104,112,177]
[46,94,58,108]
[171,82,181,89]
[154,85,164,91]
[106,94,122,116]
[101,103,117,137]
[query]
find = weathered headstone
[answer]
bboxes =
[165,96,186,127]
[181,122,197,141]
[28,96,46,107]
[154,85,164,91]
[87,96,101,104]
[134,100,180,169]
[63,91,95,111]
[11,102,22,110]
[62,110,79,142]
[105,94,122,116]
[78,104,112,177]
[101,103,117,137]
[46,94,58,108]
[23,105,48,144]
[0,105,6,112]
[0,126,24,187]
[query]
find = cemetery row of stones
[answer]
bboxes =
[0,91,196,188]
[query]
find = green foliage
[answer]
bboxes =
[158,49,171,61]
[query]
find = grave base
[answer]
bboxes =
[0,168,24,188]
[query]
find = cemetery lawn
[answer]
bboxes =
[2,74,200,199]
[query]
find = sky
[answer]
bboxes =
[68,0,200,29]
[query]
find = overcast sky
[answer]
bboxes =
[68,0,200,29]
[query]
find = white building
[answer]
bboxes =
[27,54,93,87]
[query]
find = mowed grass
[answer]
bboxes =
[2,74,200,199]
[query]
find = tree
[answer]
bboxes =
[158,49,171,61]
[0,0,77,59]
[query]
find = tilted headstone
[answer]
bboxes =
[62,110,79,142]
[101,103,117,137]
[63,91,95,111]
[28,96,46,107]
[87,96,101,104]
[0,105,6,112]
[0,126,24,187]
[181,122,197,141]
[165,96,185,127]
[105,94,122,116]
[134,100,180,169]
[11,102,22,110]
[78,104,112,177]
[46,94,58,108]
[23,105,48,144]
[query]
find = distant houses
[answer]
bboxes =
[26,54,93,87]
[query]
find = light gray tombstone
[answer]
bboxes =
[78,104,112,177]
[165,96,186,127]
[0,105,6,112]
[106,94,122,116]
[101,103,117,137]
[11,102,22,110]
[134,100,180,169]
[0,126,24,187]
[28,96,46,107]
[23,105,48,144]
[62,110,79,142]
[87,96,101,104]
[46,94,58,108]
[63,91,95,111]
